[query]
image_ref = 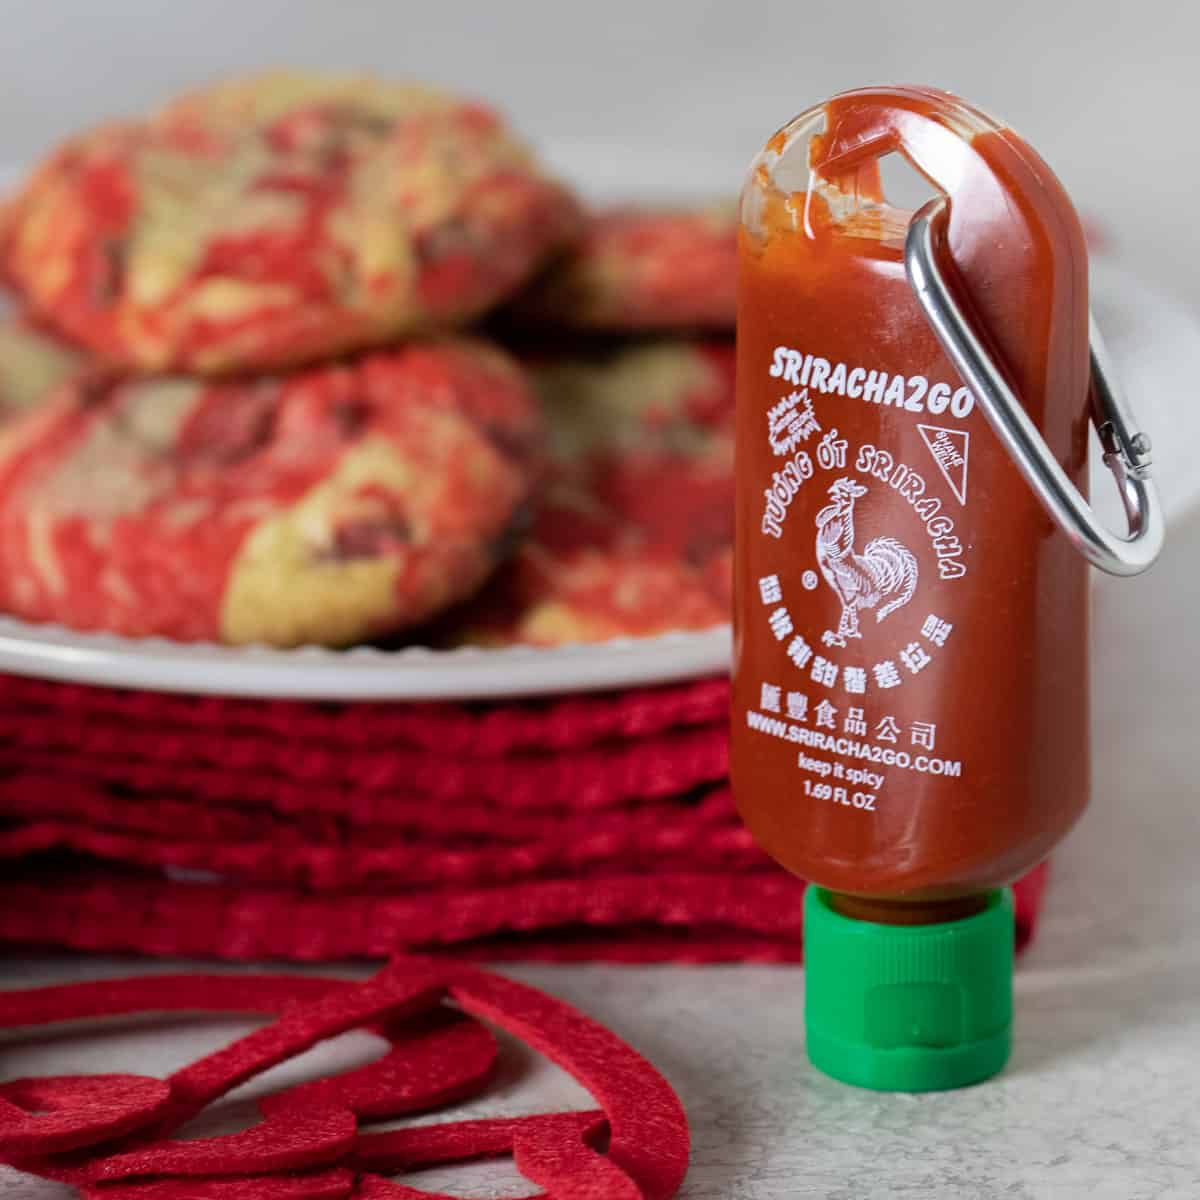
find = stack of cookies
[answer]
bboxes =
[0,71,738,650]
[0,72,796,964]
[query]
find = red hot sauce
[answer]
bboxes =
[733,86,1092,1090]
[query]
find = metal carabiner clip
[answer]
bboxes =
[905,195,1165,577]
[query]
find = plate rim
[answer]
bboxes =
[0,616,733,700]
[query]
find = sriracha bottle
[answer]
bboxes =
[733,86,1159,1090]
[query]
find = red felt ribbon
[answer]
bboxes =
[82,1170,356,1199]
[0,960,690,1199]
[0,1075,172,1157]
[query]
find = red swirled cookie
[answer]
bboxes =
[512,205,736,332]
[0,72,579,373]
[0,340,540,645]
[449,340,734,646]
[0,318,84,422]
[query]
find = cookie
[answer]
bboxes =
[0,318,85,421]
[511,205,736,332]
[448,341,734,646]
[1,72,580,373]
[0,340,540,645]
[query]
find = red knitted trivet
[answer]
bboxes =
[0,860,1049,964]
[0,674,729,757]
[0,671,1053,963]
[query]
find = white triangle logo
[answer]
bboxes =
[917,424,969,505]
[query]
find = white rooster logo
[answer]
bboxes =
[815,477,918,648]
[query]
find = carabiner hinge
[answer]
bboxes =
[1097,421,1152,475]
[1089,314,1154,479]
[904,196,1165,578]
[1097,421,1153,480]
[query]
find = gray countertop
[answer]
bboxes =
[2,501,1198,1197]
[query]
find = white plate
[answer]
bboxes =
[0,153,1194,700]
[0,622,733,701]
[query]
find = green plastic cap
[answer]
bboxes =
[804,887,1014,1091]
